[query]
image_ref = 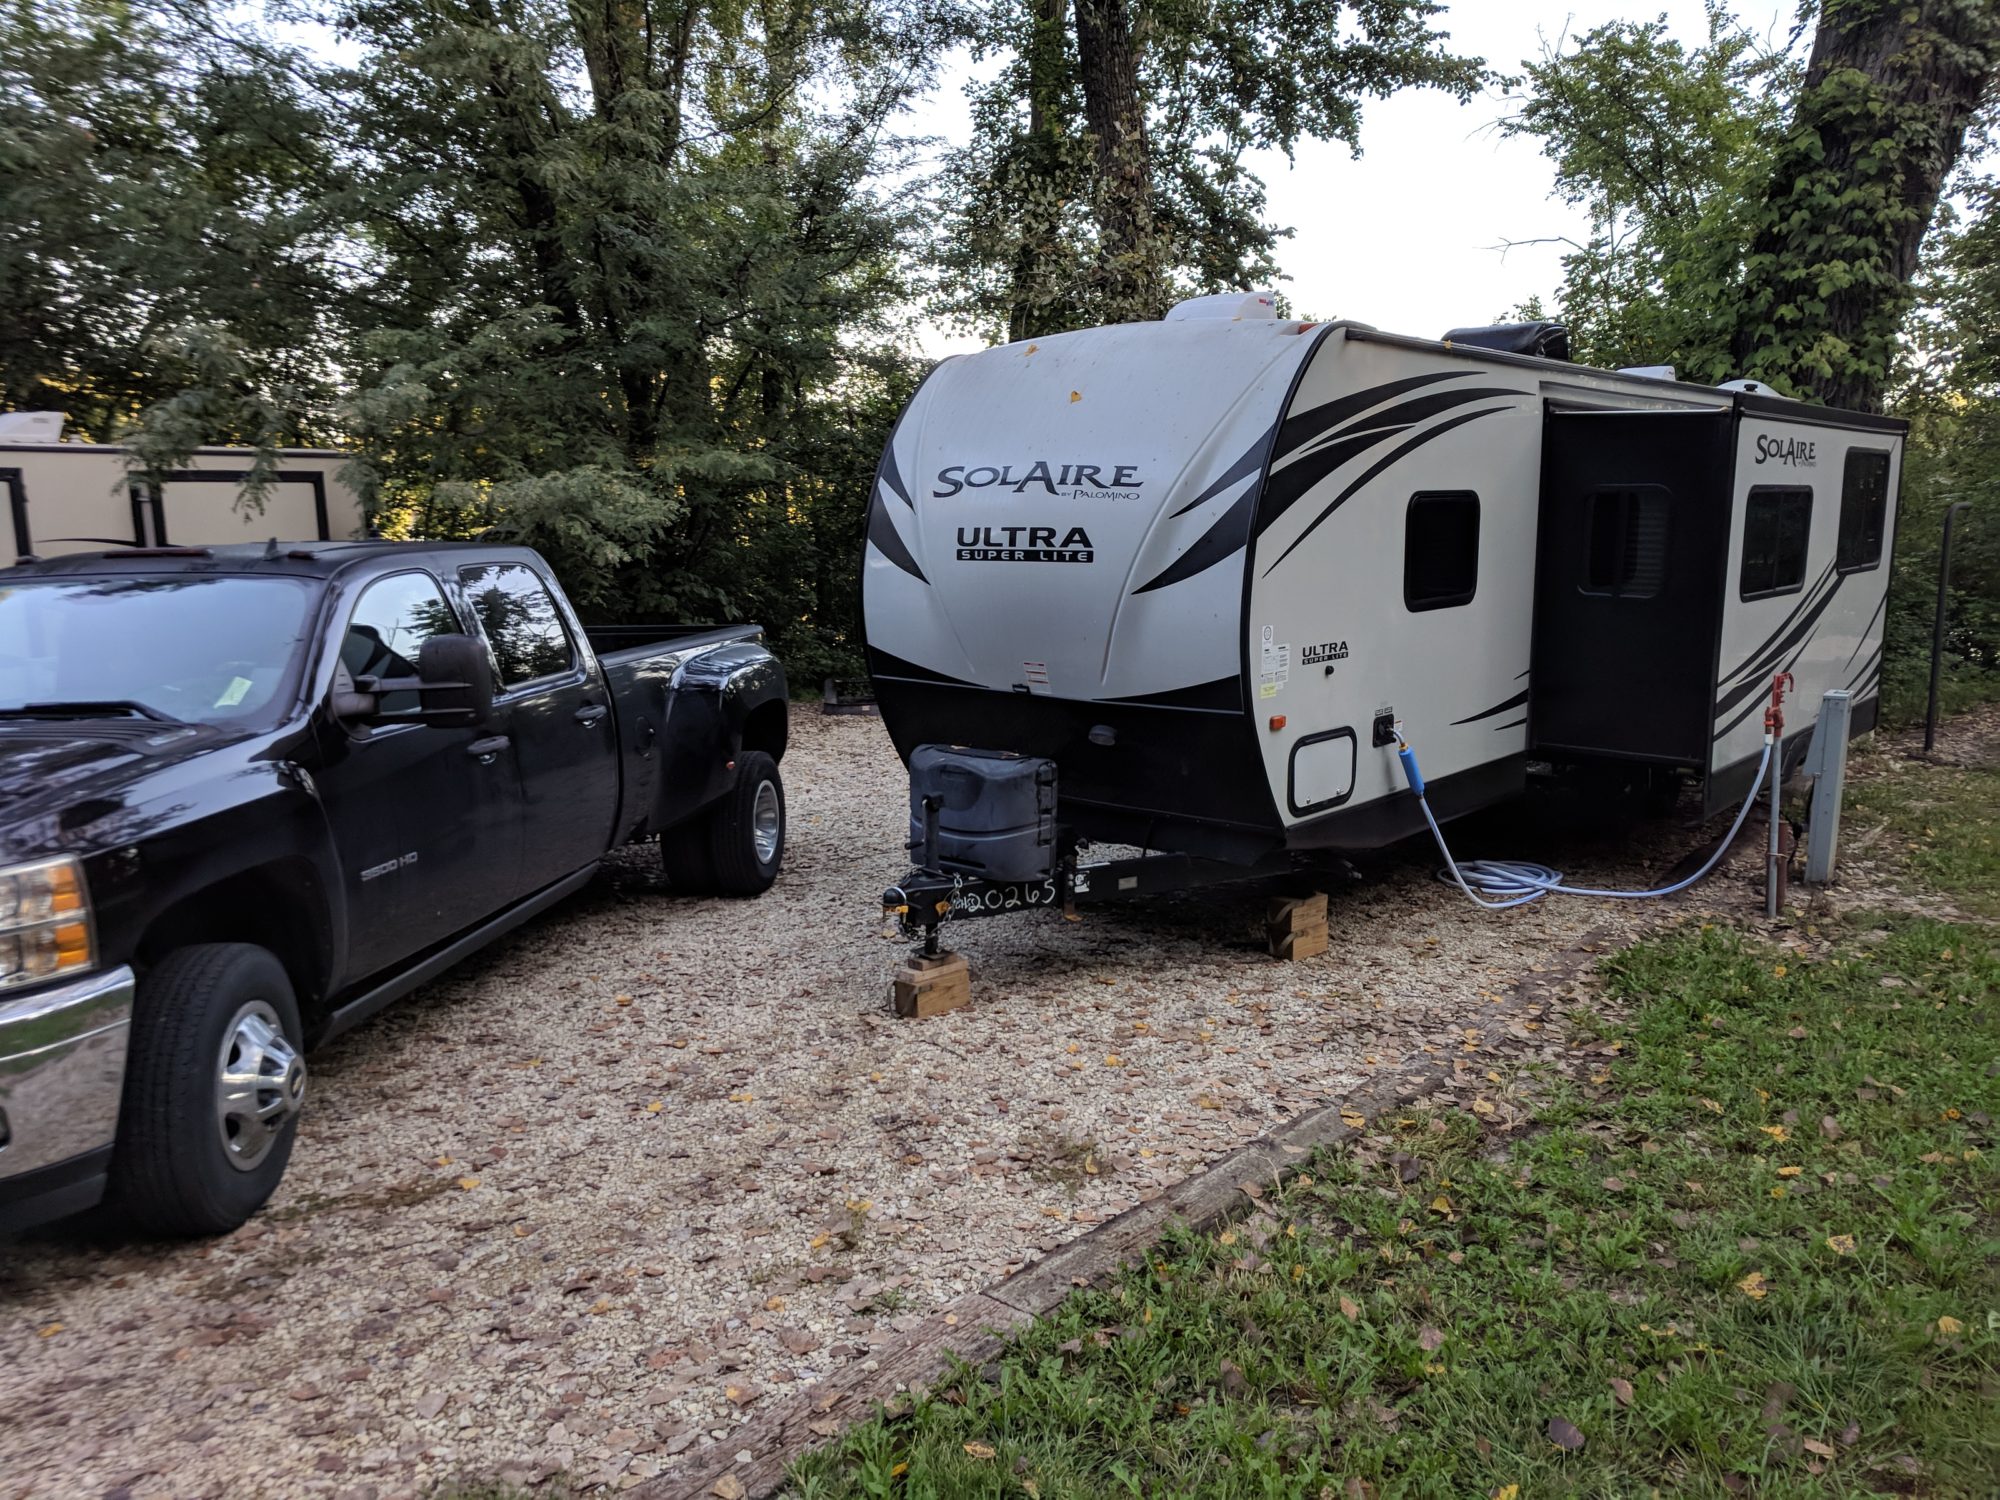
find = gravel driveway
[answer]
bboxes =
[2,709,1790,1498]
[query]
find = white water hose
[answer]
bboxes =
[1395,731,1775,911]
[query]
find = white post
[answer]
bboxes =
[1804,690,1852,886]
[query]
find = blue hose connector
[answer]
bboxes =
[1397,742,1425,799]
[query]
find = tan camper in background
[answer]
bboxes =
[0,412,365,560]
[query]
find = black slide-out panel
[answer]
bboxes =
[1532,409,1734,765]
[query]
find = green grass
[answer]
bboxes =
[1847,759,2000,918]
[790,920,2000,1499]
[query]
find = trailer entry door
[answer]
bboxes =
[1531,408,1734,766]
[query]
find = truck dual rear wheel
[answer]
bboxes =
[711,751,785,894]
[111,943,306,1237]
[661,751,785,896]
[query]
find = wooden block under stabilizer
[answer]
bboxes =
[1265,892,1329,961]
[892,952,972,1018]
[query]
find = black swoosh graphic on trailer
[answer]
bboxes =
[1718,562,1836,691]
[1713,573,1845,719]
[1451,688,1530,726]
[1169,422,1278,518]
[1261,406,1513,575]
[1102,676,1245,712]
[866,499,927,583]
[1132,485,1258,594]
[1259,387,1523,535]
[1712,635,1818,741]
[1271,371,1471,462]
[865,646,973,686]
[1846,642,1882,692]
[1843,592,1887,671]
[878,444,914,508]
[1491,717,1527,732]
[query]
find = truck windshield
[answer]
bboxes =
[0,576,314,727]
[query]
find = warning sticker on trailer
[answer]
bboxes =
[1259,635,1291,697]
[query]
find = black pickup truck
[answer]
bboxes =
[0,540,787,1235]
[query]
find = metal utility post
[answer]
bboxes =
[1804,689,1852,885]
[1926,501,1973,754]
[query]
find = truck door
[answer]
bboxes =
[316,569,525,981]
[455,560,621,892]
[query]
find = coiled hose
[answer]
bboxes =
[1396,734,1773,910]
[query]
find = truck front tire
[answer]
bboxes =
[710,751,785,895]
[110,944,306,1237]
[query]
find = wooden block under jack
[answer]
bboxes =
[1265,891,1329,961]
[892,951,972,1018]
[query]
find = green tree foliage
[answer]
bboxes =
[936,0,1486,339]
[1498,3,1797,374]
[0,0,342,466]
[324,0,947,662]
[1883,181,2000,718]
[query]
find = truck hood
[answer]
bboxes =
[0,722,238,855]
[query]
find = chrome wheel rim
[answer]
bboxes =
[215,1001,305,1172]
[751,779,782,865]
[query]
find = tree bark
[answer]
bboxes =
[1733,0,2000,410]
[1008,0,1070,343]
[1072,0,1161,322]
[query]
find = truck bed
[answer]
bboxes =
[584,623,763,664]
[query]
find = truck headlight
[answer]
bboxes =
[0,856,96,991]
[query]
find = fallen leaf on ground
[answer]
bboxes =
[1417,1326,1444,1352]
[1737,1271,1768,1300]
[1935,1315,1963,1336]
[1547,1416,1585,1451]
[1609,1377,1634,1407]
[1339,1295,1360,1322]
[1825,1234,1857,1256]
[962,1441,996,1460]
[712,1478,747,1500]
[456,1177,480,1191]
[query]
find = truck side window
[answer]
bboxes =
[1740,486,1812,599]
[1836,450,1890,573]
[1404,491,1480,611]
[342,571,459,718]
[459,562,576,688]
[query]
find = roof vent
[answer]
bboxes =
[1166,291,1279,322]
[0,411,65,444]
[1618,365,1677,381]
[1716,378,1769,393]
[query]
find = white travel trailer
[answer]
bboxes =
[863,299,1901,926]
[0,413,364,561]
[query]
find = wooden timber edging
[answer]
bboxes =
[643,922,1626,1500]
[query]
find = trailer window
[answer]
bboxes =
[1837,450,1891,573]
[1739,486,1812,599]
[1404,491,1480,611]
[1582,485,1669,598]
[459,562,576,687]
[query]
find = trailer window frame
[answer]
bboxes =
[1580,483,1670,599]
[1738,485,1813,601]
[1403,490,1481,612]
[1835,449,1891,575]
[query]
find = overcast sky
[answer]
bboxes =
[909,1,1800,356]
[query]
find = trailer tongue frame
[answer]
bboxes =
[884,846,1308,958]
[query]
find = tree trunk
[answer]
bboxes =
[1733,0,2000,410]
[1073,0,1162,322]
[1008,0,1070,343]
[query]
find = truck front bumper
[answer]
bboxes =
[0,966,134,1233]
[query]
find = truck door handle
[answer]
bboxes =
[574,703,608,726]
[467,735,510,762]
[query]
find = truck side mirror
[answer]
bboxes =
[414,634,494,729]
[335,633,494,730]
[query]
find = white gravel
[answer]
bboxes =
[1,708,1813,1498]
